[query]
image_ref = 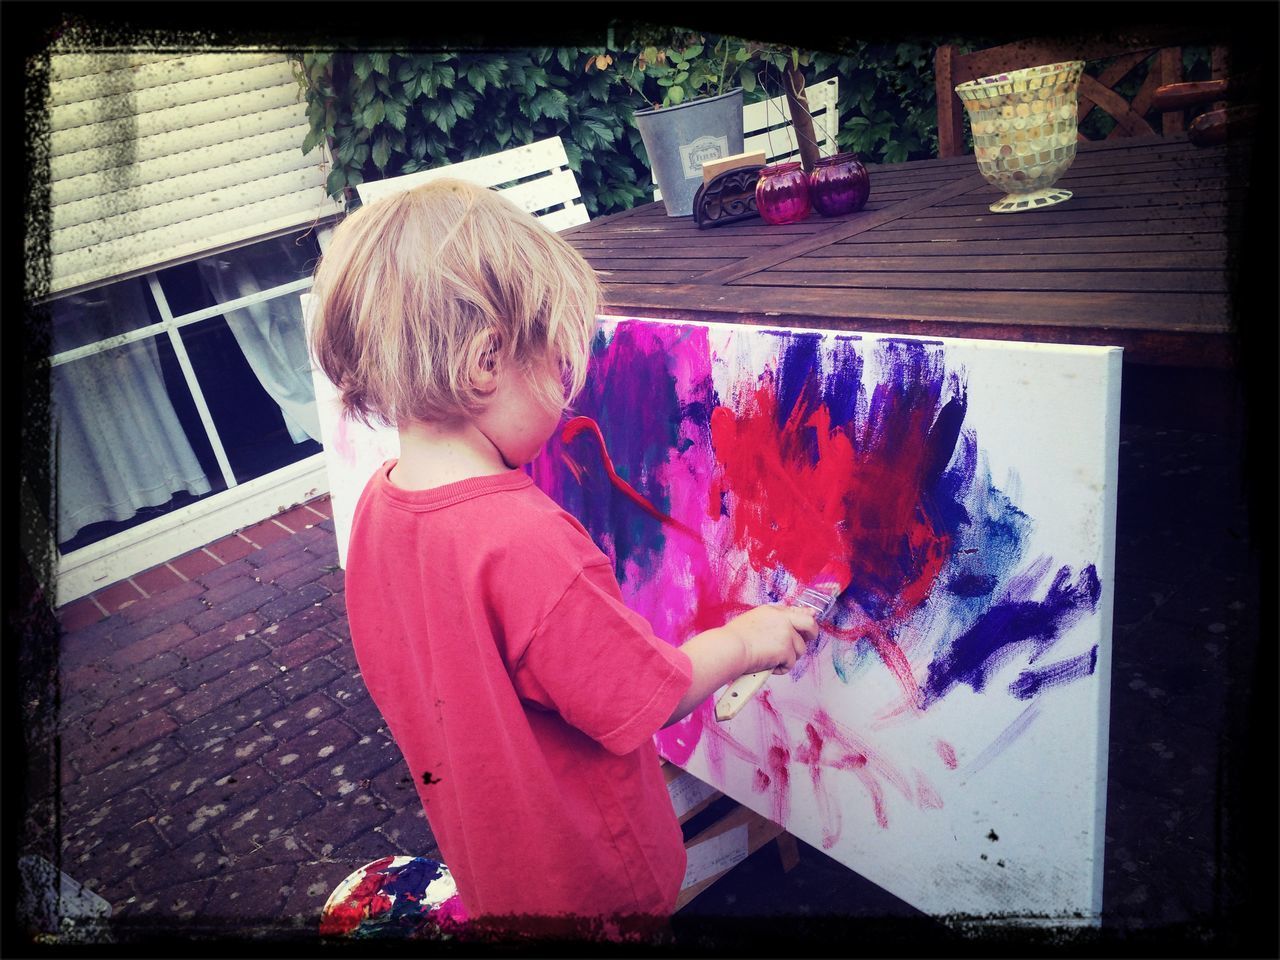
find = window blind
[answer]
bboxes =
[45,51,344,296]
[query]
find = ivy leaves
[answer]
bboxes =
[297,49,653,215]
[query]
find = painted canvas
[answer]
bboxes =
[530,316,1121,924]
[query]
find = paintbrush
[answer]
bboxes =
[715,562,849,722]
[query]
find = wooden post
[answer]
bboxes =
[783,64,821,173]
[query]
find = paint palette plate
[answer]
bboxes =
[319,855,466,939]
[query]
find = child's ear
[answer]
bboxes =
[467,328,502,394]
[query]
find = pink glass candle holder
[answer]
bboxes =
[808,152,871,217]
[755,162,811,224]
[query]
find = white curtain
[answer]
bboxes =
[196,235,322,444]
[51,284,212,544]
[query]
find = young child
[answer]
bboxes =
[309,179,817,935]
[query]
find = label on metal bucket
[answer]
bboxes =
[680,136,729,179]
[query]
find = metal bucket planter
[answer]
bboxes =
[634,88,745,217]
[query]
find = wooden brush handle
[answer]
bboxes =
[715,670,773,721]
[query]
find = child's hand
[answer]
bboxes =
[722,604,819,675]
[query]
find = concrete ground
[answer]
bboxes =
[14,371,1273,955]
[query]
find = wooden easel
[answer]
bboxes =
[662,761,800,909]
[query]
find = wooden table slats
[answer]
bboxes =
[564,134,1247,366]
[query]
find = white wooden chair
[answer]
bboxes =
[654,76,840,200]
[355,135,590,231]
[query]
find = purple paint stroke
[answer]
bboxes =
[962,702,1042,782]
[1008,645,1099,700]
[919,561,1101,708]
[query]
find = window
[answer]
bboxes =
[49,229,327,557]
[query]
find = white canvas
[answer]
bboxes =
[529,316,1121,925]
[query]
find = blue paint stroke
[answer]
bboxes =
[963,702,1042,782]
[1009,645,1099,700]
[920,562,1102,708]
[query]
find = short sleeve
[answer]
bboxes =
[511,559,693,756]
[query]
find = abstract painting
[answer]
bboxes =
[530,316,1120,924]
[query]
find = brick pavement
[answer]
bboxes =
[20,422,1269,951]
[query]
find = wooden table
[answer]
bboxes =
[563,134,1248,367]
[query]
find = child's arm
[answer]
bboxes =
[663,605,818,727]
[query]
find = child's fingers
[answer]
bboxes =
[787,607,820,642]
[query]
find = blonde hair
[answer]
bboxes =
[310,178,601,427]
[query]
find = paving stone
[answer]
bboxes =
[184,584,283,634]
[273,504,324,533]
[368,762,418,808]
[58,597,107,633]
[217,782,326,857]
[257,582,332,624]
[270,562,333,594]
[171,613,265,665]
[194,556,257,590]
[119,579,207,623]
[325,826,410,865]
[121,650,191,689]
[61,661,115,696]
[301,734,402,802]
[318,570,345,594]
[170,548,224,580]
[173,684,284,751]
[317,594,351,637]
[118,598,217,643]
[104,623,197,672]
[269,630,341,670]
[258,690,342,739]
[78,818,171,890]
[94,580,147,615]
[200,574,269,608]
[265,656,345,705]
[253,606,335,649]
[260,716,360,781]
[153,757,281,849]
[174,635,274,690]
[199,861,300,925]
[131,832,228,897]
[62,739,189,816]
[58,612,130,655]
[132,563,188,599]
[118,879,224,940]
[207,534,256,564]
[84,675,185,737]
[242,519,294,549]
[71,710,179,775]
[292,524,338,552]
[60,783,157,875]
[373,803,435,856]
[251,549,316,586]
[167,664,278,724]
[223,832,316,868]
[291,793,395,861]
[247,531,317,568]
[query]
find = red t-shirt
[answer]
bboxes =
[344,462,694,927]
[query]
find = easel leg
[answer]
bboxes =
[775,832,800,873]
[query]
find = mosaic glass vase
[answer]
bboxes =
[755,162,811,224]
[955,60,1085,213]
[808,152,871,217]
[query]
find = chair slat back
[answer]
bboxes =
[934,34,1207,158]
[355,136,588,229]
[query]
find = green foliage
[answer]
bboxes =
[293,36,986,219]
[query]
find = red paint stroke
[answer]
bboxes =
[935,740,958,769]
[828,621,923,713]
[914,770,944,810]
[753,692,793,827]
[800,707,914,833]
[561,416,700,541]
